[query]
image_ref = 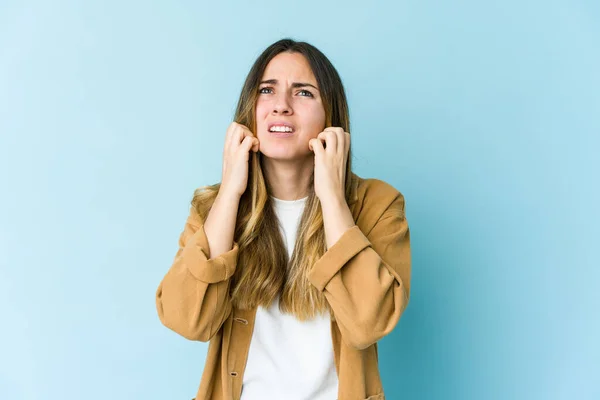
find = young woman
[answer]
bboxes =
[156,38,411,400]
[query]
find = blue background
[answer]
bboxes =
[1,0,598,399]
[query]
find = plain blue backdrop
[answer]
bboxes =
[1,1,598,399]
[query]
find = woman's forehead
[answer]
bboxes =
[262,53,316,83]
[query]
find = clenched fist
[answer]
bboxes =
[220,122,260,198]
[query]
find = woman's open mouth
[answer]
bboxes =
[268,123,295,138]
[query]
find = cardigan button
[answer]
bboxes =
[230,371,238,377]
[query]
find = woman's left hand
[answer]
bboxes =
[308,127,350,202]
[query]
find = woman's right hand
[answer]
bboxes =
[220,122,260,198]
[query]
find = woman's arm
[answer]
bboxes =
[309,191,411,350]
[155,191,241,342]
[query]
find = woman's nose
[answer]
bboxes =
[272,94,292,114]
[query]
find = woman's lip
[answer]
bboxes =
[268,122,296,131]
[268,130,294,138]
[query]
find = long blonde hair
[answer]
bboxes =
[192,39,354,320]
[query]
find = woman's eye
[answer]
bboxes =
[258,87,313,97]
[298,89,314,97]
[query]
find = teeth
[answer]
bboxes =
[270,126,293,132]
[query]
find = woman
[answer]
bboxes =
[156,38,411,400]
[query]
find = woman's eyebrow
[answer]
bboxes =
[259,79,319,91]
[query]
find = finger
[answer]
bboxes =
[232,126,245,147]
[251,138,260,152]
[240,135,257,153]
[323,127,344,132]
[323,127,345,137]
[309,136,326,151]
[243,130,259,152]
[225,122,238,153]
[343,132,350,171]
[240,128,255,144]
[244,135,259,153]
[309,138,325,157]
[334,129,345,153]
[318,131,338,154]
[344,132,350,157]
[323,127,346,153]
[316,131,329,151]
[225,124,245,155]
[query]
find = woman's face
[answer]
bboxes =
[255,52,326,161]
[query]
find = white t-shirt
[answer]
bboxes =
[240,196,339,399]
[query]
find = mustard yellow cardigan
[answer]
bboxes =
[156,174,411,400]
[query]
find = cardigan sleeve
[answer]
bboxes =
[156,207,238,342]
[307,193,411,350]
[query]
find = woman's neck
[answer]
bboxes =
[262,156,313,201]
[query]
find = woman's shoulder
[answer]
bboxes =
[184,182,221,228]
[351,173,406,223]
[353,173,405,204]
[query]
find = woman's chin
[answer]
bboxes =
[259,148,309,162]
